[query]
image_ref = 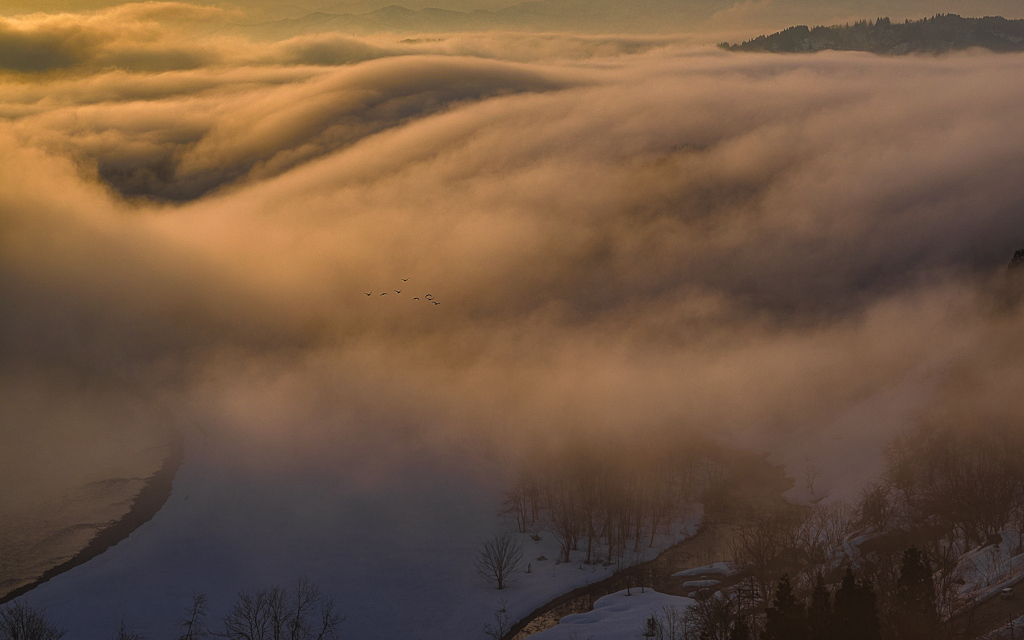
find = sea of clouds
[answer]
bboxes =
[3,2,1024,508]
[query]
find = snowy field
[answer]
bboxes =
[529,589,694,640]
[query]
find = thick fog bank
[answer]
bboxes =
[2,5,1024,508]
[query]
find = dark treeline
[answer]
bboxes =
[501,440,723,567]
[757,547,940,640]
[721,14,1024,55]
[642,548,941,640]
[852,419,1024,628]
[762,549,939,639]
[727,418,1024,639]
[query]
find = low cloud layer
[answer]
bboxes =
[3,5,1024,499]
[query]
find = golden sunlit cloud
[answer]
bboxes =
[2,3,1024,522]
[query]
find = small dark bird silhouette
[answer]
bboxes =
[432,301,440,305]
[365,292,372,296]
[380,292,387,296]
[413,297,420,300]
[425,293,433,298]
[395,290,402,294]
[402,278,409,282]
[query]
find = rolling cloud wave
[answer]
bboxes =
[3,4,1024,493]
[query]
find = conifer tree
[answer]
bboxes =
[807,576,833,640]
[833,567,881,640]
[764,574,807,640]
[894,546,941,640]
[730,615,750,640]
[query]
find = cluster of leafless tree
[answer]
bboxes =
[500,443,719,567]
[639,590,754,640]
[0,602,66,640]
[724,501,976,635]
[868,423,1024,550]
[216,578,342,640]
[0,578,342,640]
[728,502,857,603]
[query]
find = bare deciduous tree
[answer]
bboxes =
[858,482,897,532]
[114,617,144,640]
[179,592,208,640]
[639,604,691,640]
[683,591,738,640]
[218,578,342,640]
[805,464,821,496]
[476,531,524,590]
[220,589,272,640]
[482,598,512,640]
[729,507,803,601]
[0,602,66,640]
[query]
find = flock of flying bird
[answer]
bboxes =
[365,278,441,305]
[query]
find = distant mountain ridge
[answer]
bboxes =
[722,14,1024,55]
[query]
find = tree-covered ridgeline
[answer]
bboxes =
[721,14,1024,55]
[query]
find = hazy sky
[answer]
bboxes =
[3,0,1024,30]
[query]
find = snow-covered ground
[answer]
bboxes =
[10,437,698,639]
[528,589,694,640]
[956,530,1024,601]
[671,562,735,579]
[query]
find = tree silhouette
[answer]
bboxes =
[764,574,807,640]
[0,602,66,640]
[894,547,941,640]
[807,576,833,640]
[219,578,342,640]
[178,593,208,640]
[475,531,524,590]
[729,615,750,640]
[833,567,881,640]
[113,617,144,640]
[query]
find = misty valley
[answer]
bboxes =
[3,1,1024,639]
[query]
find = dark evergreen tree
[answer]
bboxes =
[730,615,750,640]
[764,574,807,640]
[833,567,881,640]
[894,547,941,640]
[807,576,833,640]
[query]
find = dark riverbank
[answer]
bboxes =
[0,439,184,605]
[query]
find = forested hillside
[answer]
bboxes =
[723,14,1024,54]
